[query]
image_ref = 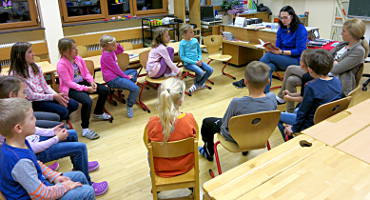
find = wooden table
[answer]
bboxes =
[203,100,370,200]
[203,134,370,200]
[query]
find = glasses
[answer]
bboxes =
[279,15,291,20]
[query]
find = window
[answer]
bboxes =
[60,0,168,23]
[0,0,38,30]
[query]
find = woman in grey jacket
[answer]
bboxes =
[276,18,369,111]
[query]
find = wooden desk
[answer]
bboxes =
[203,134,370,200]
[237,12,271,23]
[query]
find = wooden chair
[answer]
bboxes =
[211,110,281,177]
[144,126,200,200]
[85,59,114,123]
[120,42,134,50]
[0,191,6,200]
[313,96,352,124]
[203,35,235,80]
[77,45,89,58]
[33,55,41,62]
[180,68,212,96]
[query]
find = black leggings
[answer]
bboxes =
[69,81,109,128]
[201,117,222,156]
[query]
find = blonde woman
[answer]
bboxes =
[145,78,197,177]
[100,35,139,118]
[146,28,180,78]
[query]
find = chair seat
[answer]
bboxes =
[217,134,241,153]
[154,167,195,186]
[209,54,232,62]
[145,76,170,84]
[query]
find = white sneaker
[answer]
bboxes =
[82,129,100,140]
[188,84,198,94]
[276,96,286,104]
[94,113,112,120]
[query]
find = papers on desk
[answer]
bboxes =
[129,54,139,59]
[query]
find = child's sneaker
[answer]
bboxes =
[188,84,198,94]
[94,113,112,120]
[198,83,207,89]
[127,106,134,118]
[48,162,60,171]
[88,161,100,172]
[198,146,213,161]
[92,181,109,196]
[82,129,100,140]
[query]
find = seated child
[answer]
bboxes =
[179,24,213,93]
[8,42,79,122]
[145,78,197,177]
[100,35,139,118]
[0,76,61,128]
[0,75,109,196]
[0,98,94,200]
[146,27,180,78]
[199,61,277,161]
[277,49,314,113]
[57,38,112,140]
[280,49,343,138]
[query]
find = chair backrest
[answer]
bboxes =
[229,110,281,150]
[84,60,95,78]
[355,63,364,87]
[77,45,89,58]
[117,53,130,71]
[33,56,41,62]
[313,96,352,124]
[203,35,223,55]
[139,50,150,69]
[120,42,134,50]
[348,84,361,97]
[0,191,5,200]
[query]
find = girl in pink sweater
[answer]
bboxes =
[146,27,180,78]
[57,38,111,140]
[100,35,139,118]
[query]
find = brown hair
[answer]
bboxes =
[244,61,270,89]
[9,42,39,78]
[306,49,334,75]
[343,18,369,57]
[0,98,32,137]
[0,76,23,98]
[152,27,168,48]
[300,49,314,67]
[58,38,76,56]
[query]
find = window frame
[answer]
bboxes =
[59,0,168,23]
[0,0,39,30]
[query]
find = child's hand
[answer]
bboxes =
[56,128,68,141]
[53,93,68,107]
[283,94,294,102]
[284,125,293,136]
[87,87,96,93]
[61,93,70,101]
[91,82,97,90]
[196,61,202,66]
[63,180,82,190]
[283,90,290,96]
[54,176,70,183]
[128,75,133,80]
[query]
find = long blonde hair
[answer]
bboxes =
[152,27,168,48]
[343,18,369,57]
[158,78,185,142]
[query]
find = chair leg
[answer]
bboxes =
[214,141,222,175]
[66,120,74,129]
[136,82,151,113]
[270,85,282,90]
[266,140,271,150]
[362,78,370,91]
[221,61,236,80]
[285,134,290,142]
[107,94,118,106]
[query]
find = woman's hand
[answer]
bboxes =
[284,125,293,136]
[87,87,97,93]
[90,82,97,90]
[271,48,282,55]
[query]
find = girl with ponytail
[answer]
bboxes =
[145,78,198,177]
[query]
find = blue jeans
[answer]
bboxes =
[278,108,298,139]
[34,111,62,128]
[59,171,95,200]
[107,69,139,107]
[185,62,213,86]
[36,130,91,184]
[32,99,79,120]
[260,52,300,93]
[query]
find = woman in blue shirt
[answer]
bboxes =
[233,6,307,92]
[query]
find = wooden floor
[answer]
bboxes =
[56,55,370,200]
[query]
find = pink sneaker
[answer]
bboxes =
[92,181,109,196]
[48,162,60,171]
[88,161,100,172]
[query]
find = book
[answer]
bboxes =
[258,39,279,50]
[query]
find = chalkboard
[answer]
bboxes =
[348,0,370,20]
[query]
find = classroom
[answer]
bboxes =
[0,0,370,199]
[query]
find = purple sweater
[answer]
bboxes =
[0,127,58,153]
[101,43,130,82]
